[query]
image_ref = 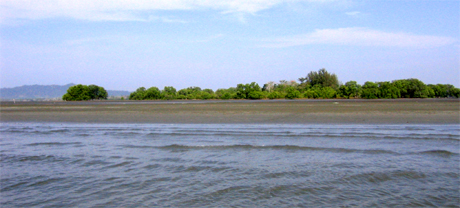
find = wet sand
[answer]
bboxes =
[1,99,459,124]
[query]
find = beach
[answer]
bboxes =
[1,99,458,124]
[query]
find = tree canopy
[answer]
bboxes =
[119,68,459,101]
[63,84,107,101]
[299,68,339,89]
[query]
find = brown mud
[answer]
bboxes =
[1,99,458,124]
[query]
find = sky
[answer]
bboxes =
[1,0,459,91]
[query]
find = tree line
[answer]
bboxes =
[129,69,460,100]
[64,69,460,101]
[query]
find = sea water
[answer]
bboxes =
[1,123,459,207]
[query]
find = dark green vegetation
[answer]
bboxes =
[62,84,108,101]
[128,68,460,100]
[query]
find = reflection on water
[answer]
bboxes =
[1,123,459,207]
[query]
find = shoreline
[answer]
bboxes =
[1,99,459,124]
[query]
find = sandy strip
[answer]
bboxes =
[1,99,459,124]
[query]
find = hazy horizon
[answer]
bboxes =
[1,78,459,92]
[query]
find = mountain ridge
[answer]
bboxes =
[0,84,131,100]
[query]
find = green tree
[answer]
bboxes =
[88,84,108,100]
[98,87,108,99]
[299,68,339,89]
[273,80,289,93]
[202,89,216,99]
[303,89,317,99]
[161,86,177,100]
[428,84,444,98]
[306,86,336,99]
[425,86,436,98]
[144,87,161,100]
[248,91,265,99]
[285,86,301,99]
[267,91,281,99]
[200,92,212,100]
[220,92,232,99]
[427,84,458,98]
[319,87,337,99]
[216,88,236,99]
[343,81,361,98]
[178,87,201,97]
[337,85,348,98]
[63,84,107,101]
[62,84,91,101]
[450,88,460,98]
[129,87,146,100]
[392,79,429,98]
[361,82,379,99]
[178,86,202,100]
[377,82,400,99]
[202,88,214,94]
[236,82,261,99]
[186,94,197,100]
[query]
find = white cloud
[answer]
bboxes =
[0,0,340,22]
[261,27,457,48]
[345,11,360,16]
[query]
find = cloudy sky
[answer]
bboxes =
[1,0,458,90]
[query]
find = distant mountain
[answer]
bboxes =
[0,84,131,100]
[106,90,131,97]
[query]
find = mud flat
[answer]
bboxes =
[1,99,458,124]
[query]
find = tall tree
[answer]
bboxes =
[299,68,339,89]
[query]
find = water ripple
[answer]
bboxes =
[1,123,459,207]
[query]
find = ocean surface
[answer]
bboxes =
[0,123,459,207]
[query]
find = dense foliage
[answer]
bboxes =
[64,69,459,101]
[128,68,459,100]
[299,68,340,89]
[62,84,108,101]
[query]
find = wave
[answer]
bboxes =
[417,150,458,157]
[26,142,82,146]
[81,160,111,167]
[148,144,459,157]
[340,170,427,185]
[27,129,71,135]
[27,177,65,187]
[103,132,142,136]
[2,124,458,143]
[139,131,460,142]
[121,144,157,149]
[105,161,133,169]
[153,144,399,155]
[0,154,65,163]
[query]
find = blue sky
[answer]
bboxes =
[1,0,459,91]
